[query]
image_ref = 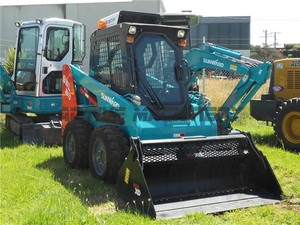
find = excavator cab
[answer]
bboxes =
[13,18,85,105]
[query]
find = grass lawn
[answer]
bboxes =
[1,112,300,225]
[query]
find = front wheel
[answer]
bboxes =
[275,98,300,152]
[89,126,129,183]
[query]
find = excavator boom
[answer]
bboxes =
[184,43,272,134]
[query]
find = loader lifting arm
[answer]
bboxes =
[184,43,272,134]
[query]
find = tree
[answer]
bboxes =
[250,45,283,61]
[3,46,15,76]
[282,44,300,58]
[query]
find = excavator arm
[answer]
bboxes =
[184,43,272,134]
[0,63,15,113]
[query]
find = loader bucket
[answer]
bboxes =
[116,132,282,219]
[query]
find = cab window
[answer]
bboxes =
[45,27,70,61]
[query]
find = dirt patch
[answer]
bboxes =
[89,201,117,215]
[275,198,300,214]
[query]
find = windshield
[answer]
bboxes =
[15,26,39,91]
[134,34,183,106]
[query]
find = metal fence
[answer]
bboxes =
[197,67,270,124]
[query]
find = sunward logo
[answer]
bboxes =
[203,58,225,68]
[101,93,120,109]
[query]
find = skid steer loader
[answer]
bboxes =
[61,11,282,218]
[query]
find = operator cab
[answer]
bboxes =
[90,11,191,120]
[14,18,85,97]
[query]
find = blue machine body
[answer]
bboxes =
[62,11,283,219]
[65,64,217,140]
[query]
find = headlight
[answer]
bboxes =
[177,30,185,38]
[128,26,137,35]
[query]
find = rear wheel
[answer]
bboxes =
[275,98,300,152]
[89,126,129,183]
[63,119,92,168]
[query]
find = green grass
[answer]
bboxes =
[1,114,300,225]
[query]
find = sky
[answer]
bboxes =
[163,0,300,47]
[0,0,299,47]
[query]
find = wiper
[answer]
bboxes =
[135,68,163,109]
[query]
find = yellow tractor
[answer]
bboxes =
[250,58,300,152]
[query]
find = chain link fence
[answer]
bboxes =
[196,66,270,123]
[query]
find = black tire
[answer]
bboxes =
[63,119,92,168]
[89,126,129,183]
[274,98,300,152]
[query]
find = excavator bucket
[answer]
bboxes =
[116,133,282,219]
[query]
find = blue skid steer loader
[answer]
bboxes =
[61,11,282,218]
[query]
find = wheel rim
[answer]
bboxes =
[65,132,76,163]
[282,111,300,144]
[92,138,107,177]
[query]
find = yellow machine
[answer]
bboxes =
[250,58,300,152]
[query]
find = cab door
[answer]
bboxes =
[14,26,40,96]
[39,25,73,97]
